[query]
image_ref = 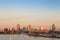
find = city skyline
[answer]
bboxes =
[0,0,60,29]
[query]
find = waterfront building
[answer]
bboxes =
[16,24,21,33]
[52,24,56,31]
[4,28,9,34]
[28,25,32,31]
[39,26,41,31]
[39,26,46,32]
[11,27,15,34]
[17,24,20,30]
[28,25,32,34]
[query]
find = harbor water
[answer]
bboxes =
[0,34,60,40]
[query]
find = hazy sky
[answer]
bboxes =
[0,0,60,28]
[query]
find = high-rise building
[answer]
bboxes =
[39,26,46,32]
[16,24,21,33]
[52,24,56,31]
[17,24,20,30]
[39,26,41,31]
[22,27,27,32]
[11,27,15,34]
[28,25,32,31]
[4,28,8,34]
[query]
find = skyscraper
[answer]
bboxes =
[17,24,20,30]
[39,26,41,31]
[28,25,32,31]
[52,24,56,31]
[16,24,21,33]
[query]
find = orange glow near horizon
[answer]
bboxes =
[9,27,13,30]
[39,26,46,31]
[41,27,44,30]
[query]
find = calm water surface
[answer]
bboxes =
[0,34,60,40]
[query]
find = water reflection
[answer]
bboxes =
[10,35,12,40]
[0,34,60,40]
[0,35,10,40]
